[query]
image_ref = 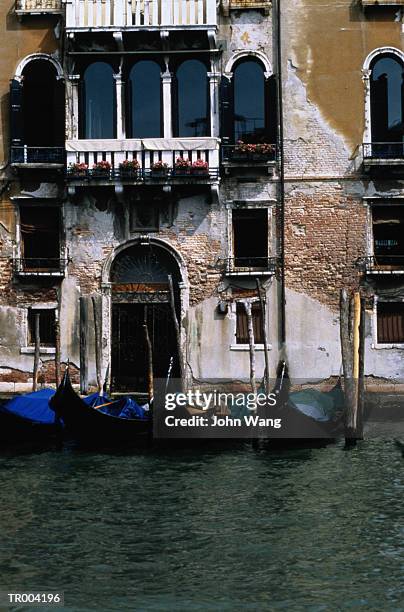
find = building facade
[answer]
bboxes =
[0,0,403,392]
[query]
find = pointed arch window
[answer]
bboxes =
[370,54,404,149]
[128,61,162,138]
[82,62,116,139]
[175,60,209,137]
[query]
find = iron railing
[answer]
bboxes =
[11,146,65,165]
[362,142,404,160]
[357,255,404,272]
[13,258,68,276]
[221,144,277,164]
[217,257,278,274]
[15,0,63,12]
[67,167,219,181]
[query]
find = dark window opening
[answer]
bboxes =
[370,55,404,154]
[128,61,162,138]
[373,206,404,266]
[130,201,160,232]
[82,62,116,139]
[21,60,64,147]
[28,309,56,347]
[176,60,209,137]
[20,207,60,270]
[377,302,404,344]
[234,61,266,143]
[232,208,268,268]
[236,302,264,344]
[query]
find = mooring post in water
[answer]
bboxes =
[242,300,256,395]
[357,296,366,439]
[256,278,270,394]
[79,296,89,395]
[143,307,154,403]
[340,289,364,444]
[55,308,61,388]
[91,294,103,394]
[33,312,40,391]
[168,274,184,391]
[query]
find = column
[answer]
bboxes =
[208,71,220,138]
[114,73,125,140]
[162,70,173,138]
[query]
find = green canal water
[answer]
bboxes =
[0,440,403,611]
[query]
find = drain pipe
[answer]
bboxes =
[276,0,286,346]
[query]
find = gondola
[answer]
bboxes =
[49,368,151,445]
[0,388,62,446]
[256,361,344,446]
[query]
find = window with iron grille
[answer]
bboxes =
[236,302,264,344]
[377,301,404,344]
[28,309,56,346]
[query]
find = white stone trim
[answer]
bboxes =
[372,295,404,349]
[14,53,64,79]
[224,50,273,79]
[362,47,404,145]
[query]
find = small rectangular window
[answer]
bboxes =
[232,209,268,268]
[28,309,56,347]
[377,302,404,344]
[236,302,264,344]
[20,206,60,269]
[372,206,404,267]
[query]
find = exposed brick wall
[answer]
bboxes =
[284,187,367,310]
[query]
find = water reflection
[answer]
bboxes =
[0,440,403,610]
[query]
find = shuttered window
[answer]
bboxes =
[377,302,404,344]
[236,302,264,344]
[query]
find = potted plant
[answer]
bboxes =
[151,160,169,177]
[68,162,88,178]
[92,160,111,178]
[191,159,209,175]
[174,156,191,175]
[234,141,275,161]
[119,159,140,178]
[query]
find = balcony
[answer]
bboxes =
[66,138,220,187]
[13,258,68,278]
[65,0,217,31]
[11,146,65,168]
[221,144,277,175]
[357,255,404,275]
[361,0,404,6]
[15,0,63,16]
[217,257,278,277]
[362,143,404,171]
[222,0,271,15]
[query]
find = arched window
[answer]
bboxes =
[82,62,115,139]
[21,60,64,146]
[370,55,404,145]
[176,60,209,137]
[234,60,266,143]
[128,61,161,138]
[220,57,277,145]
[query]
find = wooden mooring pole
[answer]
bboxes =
[168,274,184,391]
[256,278,270,394]
[91,294,103,394]
[242,300,256,394]
[340,289,365,444]
[32,312,40,392]
[79,296,89,395]
[55,309,61,388]
[143,308,154,403]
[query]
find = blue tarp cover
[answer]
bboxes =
[0,388,56,425]
[97,396,149,420]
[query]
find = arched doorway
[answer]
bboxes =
[110,243,181,393]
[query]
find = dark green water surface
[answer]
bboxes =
[0,440,403,611]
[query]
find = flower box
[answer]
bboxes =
[119,160,140,178]
[150,161,169,177]
[191,160,209,175]
[68,162,88,178]
[92,161,111,178]
[174,157,191,175]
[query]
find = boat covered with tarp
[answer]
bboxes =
[0,388,62,444]
[50,368,151,445]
